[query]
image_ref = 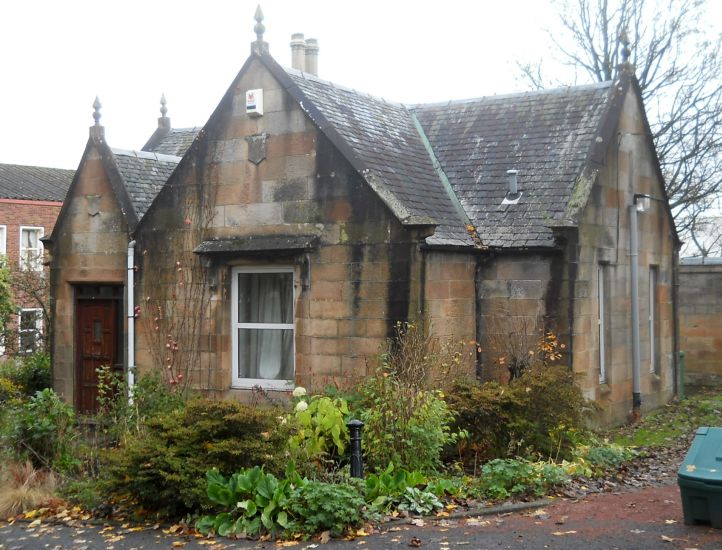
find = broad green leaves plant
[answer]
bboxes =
[197,464,303,537]
[287,394,350,468]
[364,463,427,512]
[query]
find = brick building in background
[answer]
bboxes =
[0,163,74,354]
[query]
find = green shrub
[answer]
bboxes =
[478,458,568,500]
[359,374,456,472]
[1,388,77,471]
[0,352,51,397]
[102,398,287,517]
[287,480,366,537]
[96,366,186,444]
[447,364,588,466]
[0,376,21,403]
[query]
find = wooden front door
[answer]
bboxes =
[76,299,118,413]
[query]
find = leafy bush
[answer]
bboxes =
[567,440,637,477]
[102,398,287,517]
[95,366,186,444]
[447,364,588,466]
[197,466,300,537]
[0,352,51,397]
[287,480,366,537]
[1,388,77,471]
[354,321,467,473]
[0,376,21,403]
[478,458,568,500]
[287,389,350,474]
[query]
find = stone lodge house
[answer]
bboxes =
[46,12,679,424]
[0,163,73,354]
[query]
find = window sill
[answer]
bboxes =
[231,379,294,391]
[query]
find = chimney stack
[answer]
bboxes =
[305,38,319,76]
[290,33,306,71]
[290,34,319,76]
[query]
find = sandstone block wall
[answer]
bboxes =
[679,263,722,386]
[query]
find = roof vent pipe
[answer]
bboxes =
[290,33,306,71]
[507,169,519,195]
[305,38,319,76]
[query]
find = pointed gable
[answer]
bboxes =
[414,82,615,248]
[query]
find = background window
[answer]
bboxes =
[649,266,661,374]
[20,227,44,271]
[598,264,611,383]
[231,268,294,389]
[0,225,6,257]
[19,308,43,354]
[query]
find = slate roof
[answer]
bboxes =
[286,69,474,247]
[413,83,614,248]
[0,163,74,202]
[112,149,180,220]
[143,128,200,157]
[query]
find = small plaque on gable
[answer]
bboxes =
[86,195,101,216]
[246,133,268,165]
[246,89,263,117]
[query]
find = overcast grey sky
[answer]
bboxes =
[1,0,719,169]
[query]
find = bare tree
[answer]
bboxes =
[520,0,722,255]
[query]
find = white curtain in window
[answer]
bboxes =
[237,273,293,380]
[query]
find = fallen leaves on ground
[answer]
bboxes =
[408,536,422,547]
[552,530,577,536]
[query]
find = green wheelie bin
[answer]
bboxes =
[678,426,722,528]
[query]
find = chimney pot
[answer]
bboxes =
[305,38,319,76]
[290,33,306,71]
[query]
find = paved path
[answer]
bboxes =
[1,483,719,549]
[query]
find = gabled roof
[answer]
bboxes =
[0,163,74,202]
[413,82,615,248]
[47,133,181,243]
[143,127,201,157]
[285,69,474,247]
[112,149,181,220]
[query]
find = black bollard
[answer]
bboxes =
[347,419,364,478]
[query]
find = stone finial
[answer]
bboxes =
[254,5,265,42]
[92,96,102,126]
[160,93,168,118]
[251,5,269,55]
[620,29,631,63]
[158,93,171,131]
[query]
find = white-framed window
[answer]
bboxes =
[19,226,44,271]
[231,267,295,389]
[597,264,610,384]
[649,266,660,374]
[0,225,6,257]
[19,308,43,354]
